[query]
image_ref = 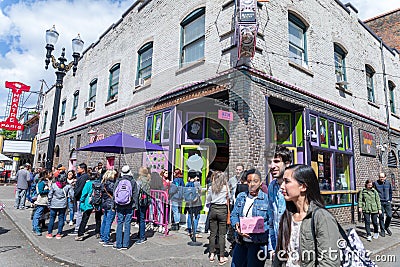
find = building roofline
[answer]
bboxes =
[364,8,400,23]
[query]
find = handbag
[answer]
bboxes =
[311,208,377,267]
[226,184,231,225]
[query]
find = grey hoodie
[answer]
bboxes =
[48,183,74,209]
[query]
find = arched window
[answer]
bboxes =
[89,78,97,103]
[389,81,396,114]
[180,8,205,65]
[137,42,153,80]
[108,64,120,101]
[288,12,308,66]
[365,65,375,103]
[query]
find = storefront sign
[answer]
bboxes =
[218,110,233,121]
[0,81,31,131]
[359,129,376,156]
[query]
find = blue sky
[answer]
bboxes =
[0,0,399,120]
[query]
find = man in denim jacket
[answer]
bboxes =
[230,169,269,267]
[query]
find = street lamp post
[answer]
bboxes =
[44,25,84,171]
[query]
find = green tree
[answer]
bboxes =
[0,129,17,139]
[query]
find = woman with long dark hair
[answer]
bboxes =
[274,164,341,266]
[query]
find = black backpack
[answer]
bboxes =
[90,181,103,206]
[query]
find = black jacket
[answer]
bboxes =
[74,173,89,201]
[102,180,115,210]
[113,175,139,210]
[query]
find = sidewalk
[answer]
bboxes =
[0,184,220,267]
[2,183,399,266]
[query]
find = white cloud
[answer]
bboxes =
[347,0,399,20]
[0,0,131,118]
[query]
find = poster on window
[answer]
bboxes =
[319,118,328,147]
[145,116,153,142]
[185,112,205,142]
[273,113,292,145]
[329,121,336,148]
[143,147,169,173]
[152,113,162,144]
[207,112,228,143]
[337,123,344,150]
[310,115,318,144]
[162,111,171,143]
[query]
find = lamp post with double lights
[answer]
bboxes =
[44,25,84,171]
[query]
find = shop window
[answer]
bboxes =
[319,117,328,148]
[388,151,397,168]
[309,115,318,144]
[274,113,292,145]
[206,112,228,144]
[288,13,308,67]
[389,81,396,114]
[162,111,171,143]
[185,112,205,143]
[336,123,345,150]
[366,65,375,103]
[69,136,75,151]
[152,112,163,144]
[77,134,81,149]
[145,115,153,142]
[108,63,120,101]
[334,44,347,87]
[89,79,97,103]
[72,90,79,118]
[328,121,336,149]
[344,126,351,150]
[137,42,153,80]
[180,8,205,65]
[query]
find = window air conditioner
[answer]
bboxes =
[84,101,95,110]
[336,80,349,87]
[135,78,145,88]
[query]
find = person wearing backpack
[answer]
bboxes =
[100,170,117,247]
[359,179,382,241]
[169,168,184,231]
[113,165,138,250]
[136,167,152,244]
[46,173,74,239]
[71,163,89,236]
[91,172,104,239]
[32,170,50,236]
[75,172,96,241]
[185,170,202,239]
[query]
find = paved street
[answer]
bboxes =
[1,183,400,266]
[0,209,62,267]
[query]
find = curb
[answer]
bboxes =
[3,208,82,267]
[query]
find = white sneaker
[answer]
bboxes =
[373,233,379,239]
[69,221,74,226]
[367,235,372,241]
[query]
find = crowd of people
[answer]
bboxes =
[12,144,394,266]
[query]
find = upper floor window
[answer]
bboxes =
[72,90,79,118]
[108,64,120,101]
[181,8,205,65]
[60,99,66,121]
[42,111,48,133]
[366,65,375,103]
[288,13,308,67]
[138,42,153,80]
[89,79,97,103]
[389,81,396,114]
[334,44,347,87]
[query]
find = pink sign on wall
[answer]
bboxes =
[218,110,233,121]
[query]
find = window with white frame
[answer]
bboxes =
[334,44,347,86]
[72,91,79,118]
[60,99,66,121]
[42,111,48,133]
[288,13,308,67]
[108,64,120,101]
[181,8,205,65]
[366,65,375,103]
[89,79,97,103]
[389,81,396,114]
[138,42,153,80]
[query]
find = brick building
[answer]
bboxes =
[364,8,400,51]
[36,0,400,223]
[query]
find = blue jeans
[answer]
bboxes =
[15,188,27,209]
[231,242,267,267]
[74,201,82,233]
[48,208,66,235]
[116,208,133,248]
[67,198,74,222]
[100,209,115,242]
[187,212,200,234]
[138,205,147,240]
[32,205,45,232]
[171,201,180,224]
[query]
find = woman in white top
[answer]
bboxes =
[206,171,230,265]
